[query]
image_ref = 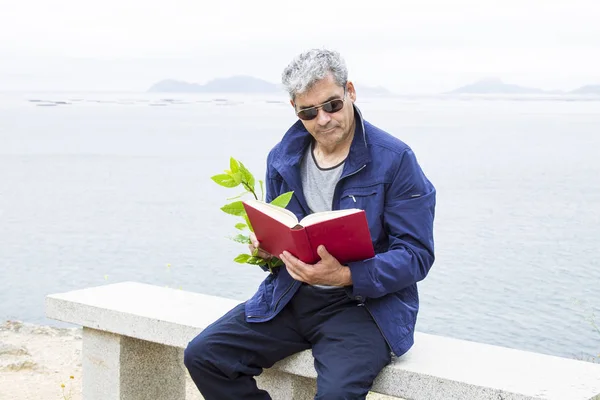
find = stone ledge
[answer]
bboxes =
[46,282,600,400]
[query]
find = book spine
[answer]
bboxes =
[290,228,317,264]
[303,233,319,264]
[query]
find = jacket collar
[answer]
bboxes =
[271,105,371,216]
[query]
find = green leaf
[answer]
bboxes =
[247,256,267,265]
[231,172,242,185]
[270,191,294,208]
[234,223,247,230]
[231,234,250,244]
[270,257,285,268]
[230,157,240,174]
[259,180,265,201]
[238,162,255,190]
[234,254,252,263]
[211,174,238,188]
[220,201,246,216]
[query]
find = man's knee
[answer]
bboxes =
[184,304,246,374]
[184,332,213,372]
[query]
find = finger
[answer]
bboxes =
[316,245,331,260]
[247,242,271,260]
[278,252,291,270]
[250,234,260,249]
[249,245,269,259]
[279,252,289,266]
[257,249,272,259]
[283,257,305,282]
[282,251,306,267]
[281,252,310,280]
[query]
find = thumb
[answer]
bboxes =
[249,232,259,248]
[317,245,331,260]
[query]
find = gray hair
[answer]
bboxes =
[281,49,348,100]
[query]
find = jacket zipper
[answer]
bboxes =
[334,163,391,349]
[247,281,297,319]
[362,302,394,352]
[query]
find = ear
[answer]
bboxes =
[289,100,295,108]
[346,81,357,103]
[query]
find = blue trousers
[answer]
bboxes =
[184,284,391,400]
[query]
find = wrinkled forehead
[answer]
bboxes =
[294,78,346,109]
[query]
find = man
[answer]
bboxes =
[184,49,436,399]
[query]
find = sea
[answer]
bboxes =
[1,91,599,361]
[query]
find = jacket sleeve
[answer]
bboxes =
[256,150,278,272]
[347,148,436,299]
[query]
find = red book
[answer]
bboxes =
[242,199,375,265]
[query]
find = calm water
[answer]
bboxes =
[1,92,599,361]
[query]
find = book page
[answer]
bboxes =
[244,199,299,228]
[299,209,362,227]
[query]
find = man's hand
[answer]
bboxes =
[280,245,353,286]
[249,232,272,260]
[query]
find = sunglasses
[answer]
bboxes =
[295,92,346,121]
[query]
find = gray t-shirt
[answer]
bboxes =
[300,141,345,213]
[300,141,346,289]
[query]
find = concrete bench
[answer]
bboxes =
[46,281,600,400]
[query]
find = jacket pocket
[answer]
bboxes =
[340,185,385,246]
[341,186,379,202]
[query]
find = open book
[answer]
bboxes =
[242,199,375,264]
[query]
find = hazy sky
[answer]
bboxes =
[1,0,599,93]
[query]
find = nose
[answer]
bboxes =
[315,107,331,126]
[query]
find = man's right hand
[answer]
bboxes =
[249,232,273,260]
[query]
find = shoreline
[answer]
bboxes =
[0,320,82,400]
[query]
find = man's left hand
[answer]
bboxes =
[280,245,353,286]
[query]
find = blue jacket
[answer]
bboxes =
[245,106,436,357]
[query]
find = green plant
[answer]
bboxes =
[60,375,75,399]
[571,298,600,363]
[588,310,600,336]
[587,309,600,363]
[211,157,293,273]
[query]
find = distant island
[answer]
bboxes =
[448,78,546,94]
[570,85,600,94]
[148,76,599,96]
[448,78,600,95]
[148,76,280,93]
[147,76,393,96]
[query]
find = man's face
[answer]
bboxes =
[292,74,357,150]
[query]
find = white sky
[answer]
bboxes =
[1,0,599,93]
